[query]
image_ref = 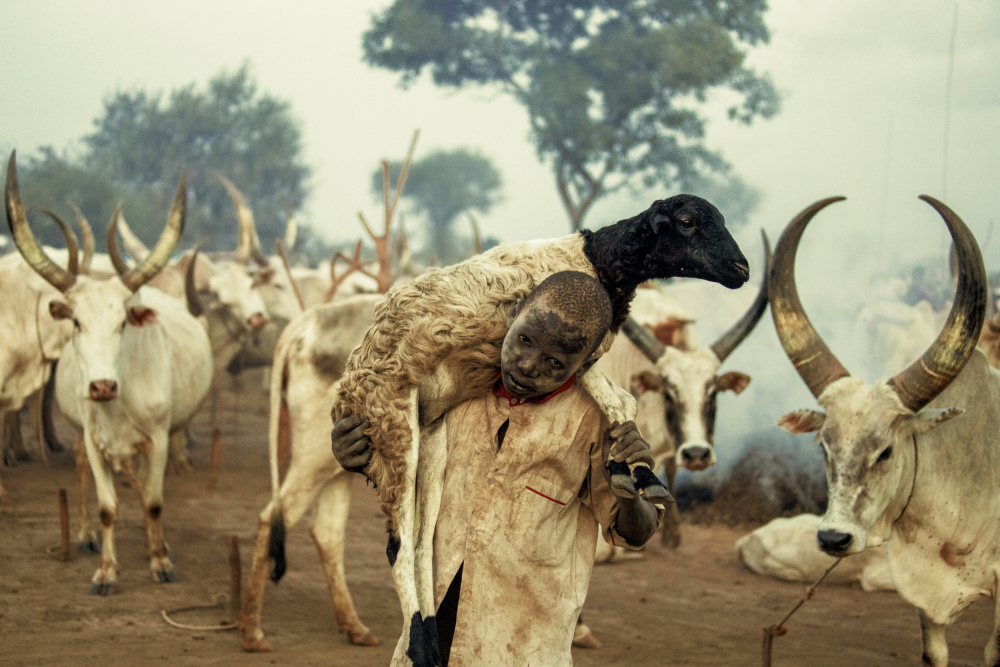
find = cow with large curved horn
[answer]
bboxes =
[595,231,771,549]
[5,150,213,595]
[770,195,1000,666]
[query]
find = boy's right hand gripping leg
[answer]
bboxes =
[331,410,373,474]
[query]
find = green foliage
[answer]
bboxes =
[373,148,502,265]
[364,0,779,230]
[82,63,311,252]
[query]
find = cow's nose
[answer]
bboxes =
[817,529,853,554]
[247,312,267,331]
[680,445,713,470]
[89,380,118,402]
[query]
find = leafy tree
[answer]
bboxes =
[364,0,780,231]
[373,148,502,265]
[82,63,311,252]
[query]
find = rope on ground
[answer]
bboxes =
[762,557,843,667]
[161,593,238,631]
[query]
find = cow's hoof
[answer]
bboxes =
[154,569,178,583]
[349,629,380,646]
[241,634,272,653]
[573,623,602,649]
[77,540,101,555]
[89,581,118,596]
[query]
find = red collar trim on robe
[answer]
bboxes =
[492,372,577,407]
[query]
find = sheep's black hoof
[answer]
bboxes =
[406,611,441,667]
[632,466,673,505]
[607,460,636,498]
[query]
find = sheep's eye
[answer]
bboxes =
[678,218,695,231]
[876,446,893,463]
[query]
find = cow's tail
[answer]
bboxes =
[266,319,296,582]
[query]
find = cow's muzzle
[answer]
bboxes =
[247,312,268,332]
[677,443,715,471]
[89,380,118,402]
[817,529,853,555]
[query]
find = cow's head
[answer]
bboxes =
[640,194,750,289]
[208,263,270,332]
[623,232,770,471]
[5,150,184,402]
[771,196,985,557]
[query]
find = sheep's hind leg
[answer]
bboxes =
[414,419,447,664]
[389,388,440,667]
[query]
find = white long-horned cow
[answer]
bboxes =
[5,151,213,594]
[240,294,382,652]
[0,217,83,496]
[596,232,771,548]
[770,195,1000,666]
[331,196,750,666]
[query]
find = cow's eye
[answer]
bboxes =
[876,446,893,463]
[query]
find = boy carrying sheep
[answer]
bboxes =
[332,270,663,666]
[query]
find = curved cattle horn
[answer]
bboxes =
[4,151,77,292]
[769,197,851,399]
[109,176,186,292]
[185,243,206,318]
[217,174,267,267]
[888,196,987,412]
[106,204,131,276]
[39,210,79,276]
[621,315,666,364]
[710,229,773,363]
[283,202,297,252]
[68,202,94,274]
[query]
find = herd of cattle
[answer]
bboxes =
[3,146,1000,665]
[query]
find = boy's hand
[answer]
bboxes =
[331,410,373,473]
[603,420,655,468]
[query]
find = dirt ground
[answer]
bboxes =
[1,371,994,666]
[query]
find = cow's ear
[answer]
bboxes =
[630,370,662,394]
[252,268,275,287]
[908,407,963,435]
[717,371,751,395]
[127,306,158,327]
[49,301,74,321]
[778,409,826,434]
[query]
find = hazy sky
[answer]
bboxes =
[3,1,999,470]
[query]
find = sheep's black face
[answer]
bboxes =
[645,195,749,289]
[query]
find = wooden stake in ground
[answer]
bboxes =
[208,428,222,490]
[228,535,242,624]
[58,488,70,562]
[762,558,842,667]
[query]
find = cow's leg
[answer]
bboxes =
[242,458,340,652]
[919,609,948,666]
[74,435,99,553]
[984,593,1000,666]
[572,614,601,649]
[3,410,27,463]
[84,434,119,594]
[138,434,176,583]
[167,429,191,474]
[27,389,45,460]
[659,458,681,549]
[414,419,447,660]
[311,473,379,646]
[389,388,433,667]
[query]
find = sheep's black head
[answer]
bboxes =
[641,195,749,289]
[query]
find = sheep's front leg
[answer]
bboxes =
[579,368,672,504]
[919,609,948,666]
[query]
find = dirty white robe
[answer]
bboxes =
[421,380,654,666]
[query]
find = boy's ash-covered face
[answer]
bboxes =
[500,298,600,399]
